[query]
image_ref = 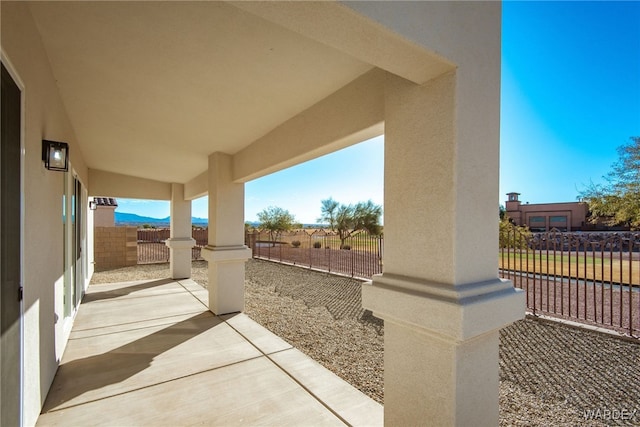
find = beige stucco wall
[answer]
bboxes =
[1,3,90,425]
[354,3,521,424]
[93,206,116,227]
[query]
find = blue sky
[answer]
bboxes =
[500,0,640,206]
[116,1,640,224]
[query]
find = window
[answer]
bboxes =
[529,216,545,223]
[550,216,567,223]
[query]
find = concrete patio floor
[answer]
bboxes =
[37,278,383,426]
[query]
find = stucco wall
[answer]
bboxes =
[93,206,116,227]
[506,200,589,231]
[1,3,90,425]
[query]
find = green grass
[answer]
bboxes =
[499,251,640,285]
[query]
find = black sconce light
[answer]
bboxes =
[42,140,69,172]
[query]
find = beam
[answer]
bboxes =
[229,1,454,85]
[184,171,208,201]
[88,169,171,200]
[232,68,385,183]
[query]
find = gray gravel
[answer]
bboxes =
[91,259,640,426]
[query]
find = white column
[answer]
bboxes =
[201,152,251,315]
[165,183,195,279]
[362,72,524,425]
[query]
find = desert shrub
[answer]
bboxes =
[499,218,531,249]
[313,241,322,249]
[291,240,301,248]
[342,244,351,250]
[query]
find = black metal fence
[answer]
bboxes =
[499,228,640,337]
[137,228,207,264]
[192,228,207,260]
[246,229,383,280]
[136,225,639,337]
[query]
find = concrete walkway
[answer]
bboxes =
[243,259,640,426]
[37,278,382,426]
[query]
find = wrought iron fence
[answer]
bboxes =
[136,225,638,337]
[246,229,383,280]
[499,228,640,337]
[137,228,208,264]
[137,229,170,264]
[192,228,208,260]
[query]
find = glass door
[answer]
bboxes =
[74,178,84,307]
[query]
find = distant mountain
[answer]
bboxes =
[115,212,163,225]
[115,212,207,226]
[192,217,208,225]
[115,212,327,228]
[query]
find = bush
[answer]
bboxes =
[291,240,301,248]
[313,241,322,249]
[341,244,351,250]
[499,218,531,249]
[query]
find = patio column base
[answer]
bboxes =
[165,238,196,279]
[362,273,524,426]
[202,245,252,315]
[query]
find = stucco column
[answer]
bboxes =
[165,183,195,279]
[201,152,251,315]
[362,72,524,425]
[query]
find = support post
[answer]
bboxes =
[362,72,524,425]
[201,152,251,315]
[165,183,195,279]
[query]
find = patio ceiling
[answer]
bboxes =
[28,1,375,184]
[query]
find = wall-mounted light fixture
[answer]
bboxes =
[42,140,69,172]
[89,200,97,211]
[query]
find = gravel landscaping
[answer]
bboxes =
[91,259,640,426]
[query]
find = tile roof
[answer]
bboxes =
[93,197,118,207]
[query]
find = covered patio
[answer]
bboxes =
[40,260,640,426]
[2,2,523,426]
[37,276,382,426]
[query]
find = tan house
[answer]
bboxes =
[1,2,524,426]
[505,192,589,231]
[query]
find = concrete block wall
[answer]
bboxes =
[94,226,138,271]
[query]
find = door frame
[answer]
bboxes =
[73,174,85,309]
[62,168,88,341]
[1,51,25,427]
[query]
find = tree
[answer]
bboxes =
[579,136,640,229]
[257,206,296,245]
[318,198,382,249]
[499,216,530,249]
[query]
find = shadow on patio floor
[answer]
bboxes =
[42,312,220,412]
